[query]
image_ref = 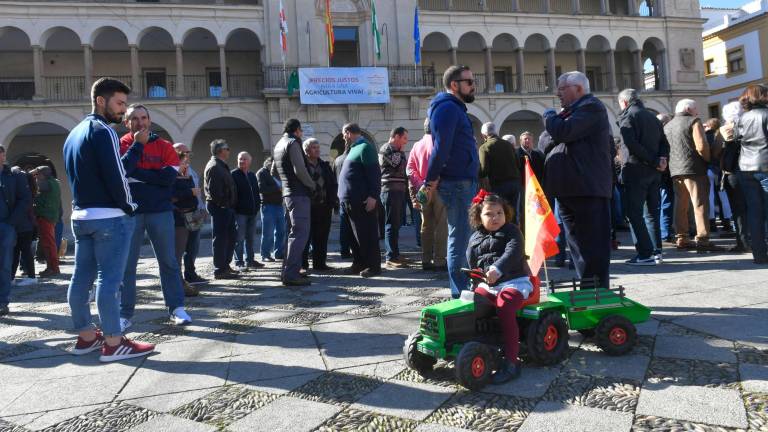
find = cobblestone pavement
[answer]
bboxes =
[0,227,767,431]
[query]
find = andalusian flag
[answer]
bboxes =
[325,0,335,60]
[524,158,560,276]
[372,0,381,60]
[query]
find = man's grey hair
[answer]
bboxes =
[618,88,639,105]
[502,134,516,146]
[237,151,251,160]
[675,99,697,114]
[557,71,590,94]
[0,144,5,153]
[303,137,319,153]
[481,122,497,136]
[126,103,150,119]
[423,117,431,135]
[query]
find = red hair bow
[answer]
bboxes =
[472,189,490,204]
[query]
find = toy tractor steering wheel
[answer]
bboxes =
[461,268,487,291]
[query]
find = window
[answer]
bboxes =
[705,59,715,76]
[708,103,720,121]
[331,27,359,67]
[727,47,745,74]
[144,70,167,98]
[207,69,223,97]
[494,68,511,93]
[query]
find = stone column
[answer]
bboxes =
[627,0,636,15]
[32,45,43,100]
[606,49,617,92]
[219,44,229,97]
[658,49,669,90]
[511,0,520,11]
[515,48,525,93]
[546,48,557,94]
[484,47,493,93]
[129,44,140,96]
[600,0,609,14]
[83,44,93,97]
[450,47,458,65]
[577,49,586,73]
[573,0,581,14]
[175,44,185,98]
[543,0,551,13]
[632,49,643,90]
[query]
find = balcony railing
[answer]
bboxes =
[44,76,86,101]
[523,73,549,93]
[0,77,35,100]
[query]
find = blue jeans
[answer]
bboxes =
[121,211,185,318]
[382,189,405,261]
[739,171,768,259]
[55,218,63,250]
[260,203,285,259]
[437,179,477,298]
[623,165,661,258]
[68,216,135,337]
[183,227,201,278]
[234,213,258,266]
[338,203,352,256]
[0,222,16,307]
[660,177,674,239]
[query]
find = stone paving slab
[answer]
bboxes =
[127,414,216,432]
[484,365,560,398]
[5,403,109,431]
[635,383,748,428]
[226,396,342,432]
[564,351,650,381]
[517,401,634,432]
[653,335,737,363]
[739,363,768,393]
[117,359,227,400]
[672,306,768,348]
[350,379,455,421]
[125,389,212,413]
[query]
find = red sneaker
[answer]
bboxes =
[99,338,155,362]
[71,330,105,355]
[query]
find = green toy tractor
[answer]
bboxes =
[404,269,651,390]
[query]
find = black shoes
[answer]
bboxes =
[360,268,382,278]
[0,305,8,317]
[247,260,265,269]
[185,273,208,284]
[283,277,311,286]
[492,360,521,384]
[213,272,239,280]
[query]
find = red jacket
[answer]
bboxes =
[118,133,179,213]
[119,133,179,169]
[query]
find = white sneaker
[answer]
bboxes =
[119,318,133,333]
[170,307,192,326]
[15,278,37,287]
[654,253,663,264]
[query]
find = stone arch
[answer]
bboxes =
[491,33,520,93]
[0,26,31,48]
[457,32,489,92]
[183,105,269,152]
[499,110,545,142]
[642,37,666,91]
[182,27,219,48]
[0,26,34,90]
[190,117,266,181]
[90,26,131,81]
[38,26,82,48]
[0,111,79,151]
[137,26,175,50]
[330,129,377,161]
[224,28,264,95]
[555,34,581,75]
[522,34,552,93]
[422,32,453,80]
[615,36,640,90]
[225,27,263,48]
[89,26,129,48]
[585,35,613,92]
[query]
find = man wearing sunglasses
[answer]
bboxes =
[424,65,479,298]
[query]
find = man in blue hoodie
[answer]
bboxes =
[544,71,613,289]
[425,65,479,298]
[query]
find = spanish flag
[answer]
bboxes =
[325,0,335,60]
[524,157,560,276]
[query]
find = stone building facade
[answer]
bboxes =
[0,0,706,223]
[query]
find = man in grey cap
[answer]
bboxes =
[204,139,238,279]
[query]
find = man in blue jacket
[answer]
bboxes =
[63,77,154,362]
[231,151,264,270]
[0,145,32,316]
[544,71,613,288]
[425,65,479,298]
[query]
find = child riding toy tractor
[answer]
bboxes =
[404,269,651,390]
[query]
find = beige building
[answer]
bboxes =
[0,0,707,224]
[702,0,768,120]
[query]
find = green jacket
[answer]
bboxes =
[34,177,61,222]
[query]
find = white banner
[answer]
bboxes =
[298,67,390,105]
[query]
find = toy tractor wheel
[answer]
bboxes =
[526,311,570,365]
[455,342,495,391]
[404,333,437,374]
[595,315,637,356]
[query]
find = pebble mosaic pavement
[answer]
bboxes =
[0,229,767,431]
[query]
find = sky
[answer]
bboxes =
[700,0,750,8]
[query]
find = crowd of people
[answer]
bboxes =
[0,68,766,369]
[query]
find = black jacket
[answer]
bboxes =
[467,223,527,286]
[517,147,545,184]
[544,94,613,199]
[231,169,261,215]
[256,166,282,205]
[204,157,237,208]
[618,100,670,169]
[0,164,32,229]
